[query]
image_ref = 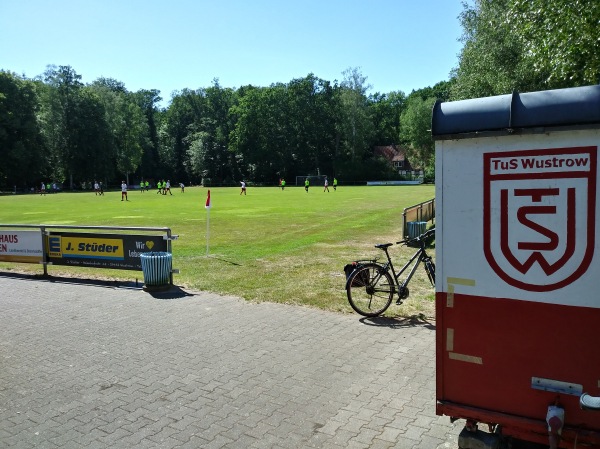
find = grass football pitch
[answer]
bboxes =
[0,185,436,317]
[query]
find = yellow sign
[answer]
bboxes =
[48,235,124,260]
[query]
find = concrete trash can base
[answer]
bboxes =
[140,252,172,291]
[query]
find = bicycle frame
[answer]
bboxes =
[382,246,429,299]
[368,229,435,303]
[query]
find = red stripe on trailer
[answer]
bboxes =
[436,292,600,447]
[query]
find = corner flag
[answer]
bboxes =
[205,190,211,256]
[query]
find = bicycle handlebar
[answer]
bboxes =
[396,228,436,246]
[417,228,435,240]
[375,228,435,249]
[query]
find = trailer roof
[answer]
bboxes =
[432,85,600,139]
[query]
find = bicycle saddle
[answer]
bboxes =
[375,243,394,249]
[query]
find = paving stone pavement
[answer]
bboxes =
[0,274,462,448]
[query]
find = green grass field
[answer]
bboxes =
[0,184,436,317]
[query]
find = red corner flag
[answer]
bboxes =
[204,189,211,255]
[205,190,211,209]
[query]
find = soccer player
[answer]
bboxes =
[324,177,330,192]
[240,181,247,195]
[121,181,129,201]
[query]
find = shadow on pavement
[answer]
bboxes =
[145,285,195,300]
[359,314,436,330]
[0,271,195,299]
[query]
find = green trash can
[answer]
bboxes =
[140,251,172,290]
[407,221,427,239]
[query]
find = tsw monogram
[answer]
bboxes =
[483,146,597,292]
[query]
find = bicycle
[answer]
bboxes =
[344,228,436,317]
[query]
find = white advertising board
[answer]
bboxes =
[0,230,43,263]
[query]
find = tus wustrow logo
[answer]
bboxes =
[483,146,597,292]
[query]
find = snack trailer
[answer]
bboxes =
[432,85,600,448]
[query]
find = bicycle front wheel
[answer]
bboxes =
[346,263,394,317]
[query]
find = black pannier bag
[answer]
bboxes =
[344,262,371,287]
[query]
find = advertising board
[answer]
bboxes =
[46,232,168,270]
[0,231,43,263]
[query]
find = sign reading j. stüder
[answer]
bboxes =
[484,146,596,292]
[46,232,168,270]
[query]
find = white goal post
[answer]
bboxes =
[295,175,328,187]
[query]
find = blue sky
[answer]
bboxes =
[0,0,464,106]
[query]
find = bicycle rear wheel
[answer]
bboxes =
[346,263,394,317]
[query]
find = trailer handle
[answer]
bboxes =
[580,393,600,411]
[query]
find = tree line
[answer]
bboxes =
[1,0,598,191]
[0,65,445,191]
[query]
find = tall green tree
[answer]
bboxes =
[338,67,374,161]
[40,65,84,188]
[286,74,338,177]
[400,95,437,179]
[451,0,546,100]
[160,88,207,182]
[133,89,163,180]
[70,88,113,183]
[229,75,340,183]
[0,71,46,189]
[410,80,453,103]
[163,82,238,185]
[197,80,238,183]
[506,0,600,87]
[368,91,406,146]
[229,84,285,182]
[452,0,599,100]
[89,78,148,184]
[114,96,148,184]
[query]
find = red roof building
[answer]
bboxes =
[373,145,415,173]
